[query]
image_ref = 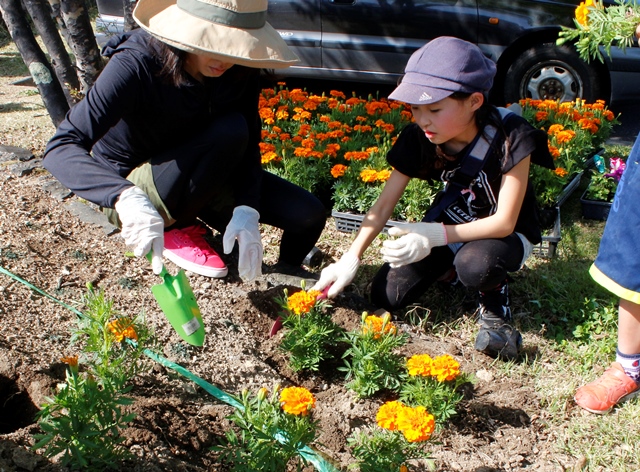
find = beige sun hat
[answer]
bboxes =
[133,0,299,69]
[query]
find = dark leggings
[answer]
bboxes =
[150,113,326,266]
[370,234,525,311]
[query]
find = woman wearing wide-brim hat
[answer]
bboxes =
[43,0,326,282]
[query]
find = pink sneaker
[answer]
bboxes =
[574,362,640,414]
[163,225,228,278]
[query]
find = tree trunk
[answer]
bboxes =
[58,0,103,93]
[123,0,136,32]
[21,0,79,106]
[0,0,69,126]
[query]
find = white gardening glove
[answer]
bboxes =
[223,205,263,281]
[310,252,360,299]
[114,186,164,275]
[380,222,447,268]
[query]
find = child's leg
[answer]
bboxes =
[574,298,640,414]
[454,235,524,360]
[369,245,455,312]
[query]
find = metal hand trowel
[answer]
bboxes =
[147,254,206,346]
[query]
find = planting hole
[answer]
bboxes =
[0,375,38,434]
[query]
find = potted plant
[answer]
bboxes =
[581,153,627,220]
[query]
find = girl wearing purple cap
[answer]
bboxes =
[312,36,553,361]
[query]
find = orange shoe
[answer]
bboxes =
[574,362,640,414]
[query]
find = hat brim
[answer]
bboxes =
[388,81,454,105]
[133,0,299,69]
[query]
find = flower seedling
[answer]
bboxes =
[341,313,408,398]
[348,400,436,472]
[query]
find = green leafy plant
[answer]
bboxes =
[348,401,435,472]
[519,97,619,208]
[277,286,345,372]
[557,0,640,63]
[584,153,627,202]
[215,386,319,472]
[398,354,471,428]
[33,285,155,470]
[341,312,408,398]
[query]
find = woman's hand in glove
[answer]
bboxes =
[380,222,447,268]
[310,252,360,298]
[223,206,263,281]
[114,186,165,274]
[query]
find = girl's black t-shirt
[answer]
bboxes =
[386,112,552,244]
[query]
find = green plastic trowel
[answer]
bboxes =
[147,254,206,346]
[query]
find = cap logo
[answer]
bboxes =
[419,92,432,102]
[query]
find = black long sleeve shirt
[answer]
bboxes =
[43,29,263,210]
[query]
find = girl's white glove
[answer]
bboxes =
[380,222,447,268]
[114,186,164,274]
[223,206,263,281]
[311,252,360,298]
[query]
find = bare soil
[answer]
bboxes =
[0,74,583,472]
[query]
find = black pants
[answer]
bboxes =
[150,113,326,266]
[370,234,525,311]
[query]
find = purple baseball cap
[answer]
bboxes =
[389,37,497,105]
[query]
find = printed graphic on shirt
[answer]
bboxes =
[441,168,498,224]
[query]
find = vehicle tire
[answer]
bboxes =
[503,43,605,104]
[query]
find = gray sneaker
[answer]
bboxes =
[473,282,522,361]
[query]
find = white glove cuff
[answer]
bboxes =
[341,251,361,271]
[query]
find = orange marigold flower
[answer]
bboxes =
[275,109,289,120]
[330,90,346,99]
[578,118,598,133]
[535,111,548,122]
[376,400,407,431]
[319,115,331,123]
[286,290,321,315]
[555,130,576,144]
[280,386,315,416]
[603,109,615,121]
[397,405,435,443]
[549,145,561,159]
[354,124,373,133]
[344,151,370,161]
[331,164,348,178]
[259,142,276,153]
[431,354,460,382]
[400,466,409,472]
[360,169,378,183]
[547,124,564,135]
[107,318,138,342]
[325,143,341,158]
[406,354,434,377]
[363,314,397,339]
[555,167,568,177]
[60,355,78,367]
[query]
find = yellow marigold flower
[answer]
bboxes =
[107,318,138,342]
[363,314,397,339]
[280,386,315,416]
[286,290,321,315]
[360,169,378,183]
[431,354,460,382]
[261,152,280,164]
[397,405,435,443]
[376,400,407,431]
[376,169,392,182]
[555,167,568,177]
[331,164,348,178]
[406,354,434,377]
[575,0,595,27]
[60,355,78,367]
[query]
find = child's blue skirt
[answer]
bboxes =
[590,136,640,304]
